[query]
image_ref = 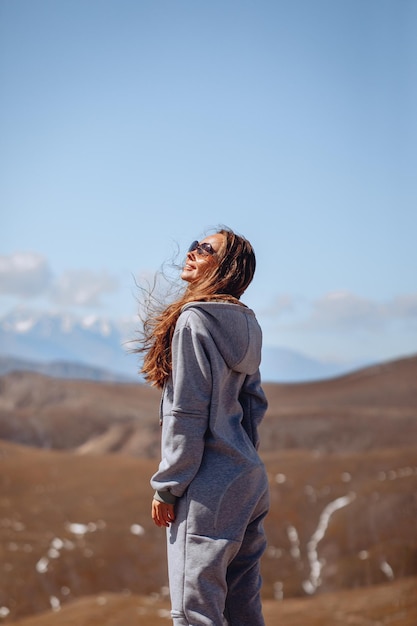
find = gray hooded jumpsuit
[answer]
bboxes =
[151,301,270,626]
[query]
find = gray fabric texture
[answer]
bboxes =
[150,301,270,625]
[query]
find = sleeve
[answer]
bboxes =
[238,369,268,450]
[151,315,212,501]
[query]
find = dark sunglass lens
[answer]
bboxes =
[188,240,199,253]
[200,243,215,255]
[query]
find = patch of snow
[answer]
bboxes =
[287,525,301,560]
[304,485,317,503]
[398,467,413,477]
[273,581,284,600]
[81,314,99,329]
[302,580,316,595]
[47,548,61,559]
[15,318,36,333]
[266,546,282,559]
[275,473,286,484]
[65,522,89,535]
[378,466,416,482]
[35,535,77,576]
[36,557,49,574]
[302,492,356,594]
[130,523,145,536]
[12,521,25,531]
[380,560,394,580]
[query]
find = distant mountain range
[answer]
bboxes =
[0,355,134,383]
[0,309,139,381]
[0,308,367,383]
[260,345,365,382]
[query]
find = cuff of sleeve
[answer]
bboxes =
[153,490,177,505]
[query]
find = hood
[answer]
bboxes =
[181,301,263,375]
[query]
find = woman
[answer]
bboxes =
[138,227,269,626]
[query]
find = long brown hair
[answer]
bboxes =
[136,227,256,388]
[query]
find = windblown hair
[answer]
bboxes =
[136,227,256,388]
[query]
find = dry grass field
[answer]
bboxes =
[8,578,417,626]
[0,354,416,624]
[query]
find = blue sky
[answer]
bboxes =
[1,0,416,366]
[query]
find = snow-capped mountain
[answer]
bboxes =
[0,309,363,383]
[0,309,140,380]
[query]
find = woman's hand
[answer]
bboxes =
[152,499,175,527]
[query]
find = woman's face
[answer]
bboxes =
[181,233,225,284]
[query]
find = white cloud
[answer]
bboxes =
[261,293,295,316]
[263,290,417,333]
[51,269,119,307]
[306,291,382,331]
[0,252,52,297]
[386,293,417,320]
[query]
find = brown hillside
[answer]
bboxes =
[0,441,165,621]
[0,354,416,456]
[261,354,417,453]
[0,372,161,456]
[1,439,416,622]
[0,355,416,623]
[262,447,417,599]
[8,579,417,626]
[264,354,417,409]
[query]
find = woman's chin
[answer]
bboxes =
[181,270,193,283]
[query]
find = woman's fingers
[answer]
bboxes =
[152,499,175,527]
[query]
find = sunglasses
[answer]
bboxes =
[188,240,217,256]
